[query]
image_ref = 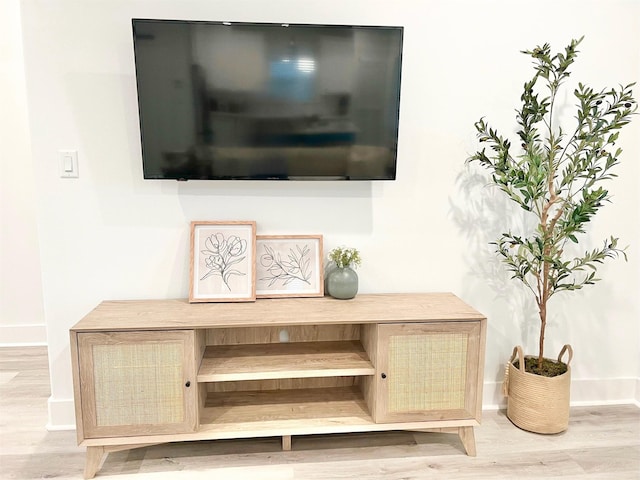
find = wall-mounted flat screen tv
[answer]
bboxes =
[132,19,403,180]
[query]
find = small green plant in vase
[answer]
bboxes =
[326,247,361,299]
[329,247,362,269]
[467,36,636,433]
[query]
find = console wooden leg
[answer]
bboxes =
[282,435,292,451]
[84,443,156,478]
[84,446,106,479]
[458,426,476,456]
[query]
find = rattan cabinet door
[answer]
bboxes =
[77,330,198,438]
[374,322,482,423]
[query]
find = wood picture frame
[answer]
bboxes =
[189,221,256,303]
[256,235,324,298]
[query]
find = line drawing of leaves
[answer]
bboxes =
[259,243,313,288]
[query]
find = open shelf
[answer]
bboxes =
[197,341,375,382]
[198,386,374,435]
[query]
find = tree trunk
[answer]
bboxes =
[538,297,547,370]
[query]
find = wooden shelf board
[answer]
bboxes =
[81,417,481,447]
[197,341,374,382]
[71,293,486,331]
[199,386,373,434]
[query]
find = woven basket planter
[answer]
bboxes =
[503,344,573,434]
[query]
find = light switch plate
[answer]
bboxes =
[59,150,79,178]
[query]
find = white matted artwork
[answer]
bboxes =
[256,235,324,298]
[189,221,256,303]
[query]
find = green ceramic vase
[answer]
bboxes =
[327,266,358,300]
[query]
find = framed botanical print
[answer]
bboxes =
[189,221,256,303]
[256,235,324,298]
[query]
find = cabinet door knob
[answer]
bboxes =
[381,373,387,379]
[185,381,191,387]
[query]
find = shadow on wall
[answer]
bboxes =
[449,163,539,383]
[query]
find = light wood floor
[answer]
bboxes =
[1,347,638,480]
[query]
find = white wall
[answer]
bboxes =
[0,0,46,346]
[11,0,640,427]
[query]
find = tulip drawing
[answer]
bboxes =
[200,233,247,291]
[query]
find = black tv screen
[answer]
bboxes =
[132,19,403,180]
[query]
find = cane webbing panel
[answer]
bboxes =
[388,333,467,412]
[92,343,184,426]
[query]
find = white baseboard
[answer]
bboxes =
[483,377,640,410]
[46,396,76,431]
[0,324,47,346]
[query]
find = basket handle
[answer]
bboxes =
[502,362,510,397]
[509,345,526,372]
[558,344,573,367]
[503,345,525,397]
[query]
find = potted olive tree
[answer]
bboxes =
[467,37,636,433]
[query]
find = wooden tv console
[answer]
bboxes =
[70,293,486,479]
